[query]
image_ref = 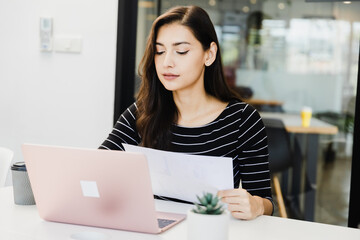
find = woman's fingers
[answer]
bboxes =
[218,188,250,205]
[220,196,249,205]
[231,211,253,220]
[217,188,261,220]
[227,202,250,212]
[218,188,247,199]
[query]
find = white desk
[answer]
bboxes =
[1,187,359,240]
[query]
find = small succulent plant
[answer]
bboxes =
[192,192,225,215]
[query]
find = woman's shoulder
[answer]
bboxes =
[211,99,248,123]
[225,99,261,120]
[118,102,138,122]
[226,99,252,112]
[129,102,138,112]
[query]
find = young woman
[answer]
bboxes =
[100,5,273,219]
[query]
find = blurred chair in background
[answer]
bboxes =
[224,66,254,100]
[263,118,294,218]
[0,147,13,187]
[248,100,284,112]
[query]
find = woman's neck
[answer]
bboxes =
[173,90,227,127]
[174,90,210,116]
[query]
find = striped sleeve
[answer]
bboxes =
[99,103,141,150]
[236,104,272,200]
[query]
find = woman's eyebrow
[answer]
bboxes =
[155,41,190,46]
[173,41,190,46]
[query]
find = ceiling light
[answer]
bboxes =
[242,6,250,13]
[209,0,216,6]
[278,2,285,10]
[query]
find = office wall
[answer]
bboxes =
[0,0,118,185]
[236,70,342,113]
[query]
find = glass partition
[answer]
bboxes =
[135,0,360,226]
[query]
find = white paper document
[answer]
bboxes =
[123,144,233,203]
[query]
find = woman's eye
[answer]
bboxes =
[155,51,165,55]
[177,50,189,55]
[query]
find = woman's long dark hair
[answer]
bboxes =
[136,5,239,150]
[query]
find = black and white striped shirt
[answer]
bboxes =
[100,100,272,202]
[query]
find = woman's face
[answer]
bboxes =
[154,23,209,93]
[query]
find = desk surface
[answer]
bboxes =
[260,112,338,134]
[1,187,359,240]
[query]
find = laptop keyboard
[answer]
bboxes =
[157,218,176,229]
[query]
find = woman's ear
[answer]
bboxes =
[205,42,218,67]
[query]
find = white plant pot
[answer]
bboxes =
[187,209,230,240]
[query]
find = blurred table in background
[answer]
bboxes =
[245,98,284,112]
[261,112,338,134]
[260,112,338,221]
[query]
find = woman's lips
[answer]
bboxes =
[163,73,179,80]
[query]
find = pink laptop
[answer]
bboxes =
[22,143,186,234]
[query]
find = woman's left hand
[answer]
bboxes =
[217,188,264,220]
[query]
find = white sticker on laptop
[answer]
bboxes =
[80,180,100,198]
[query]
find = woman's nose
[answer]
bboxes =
[163,52,175,68]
